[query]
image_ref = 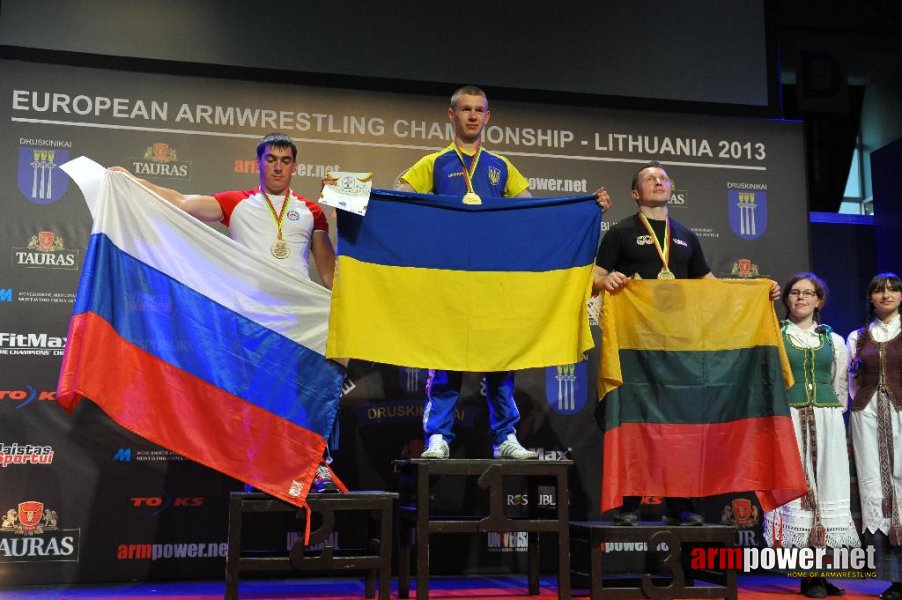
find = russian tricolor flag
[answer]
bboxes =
[57,158,344,506]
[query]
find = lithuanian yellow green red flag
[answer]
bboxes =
[599,278,806,513]
[326,189,600,371]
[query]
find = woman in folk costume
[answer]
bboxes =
[764,273,858,599]
[849,272,902,600]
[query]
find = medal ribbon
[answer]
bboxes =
[637,212,671,273]
[261,188,291,241]
[452,142,483,196]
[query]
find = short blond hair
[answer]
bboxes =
[450,85,487,108]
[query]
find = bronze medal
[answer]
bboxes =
[637,212,674,280]
[262,189,292,261]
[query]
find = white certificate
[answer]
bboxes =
[319,171,373,216]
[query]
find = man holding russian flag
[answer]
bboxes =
[394,85,612,460]
[110,133,341,493]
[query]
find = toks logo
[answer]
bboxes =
[0,501,80,563]
[129,143,191,179]
[12,231,79,270]
[130,496,205,517]
[0,387,56,409]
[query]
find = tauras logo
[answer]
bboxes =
[12,231,79,270]
[0,501,80,563]
[2,501,56,535]
[129,143,191,179]
[0,534,79,562]
[668,189,687,207]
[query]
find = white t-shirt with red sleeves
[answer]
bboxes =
[213,187,328,279]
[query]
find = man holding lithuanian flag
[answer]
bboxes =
[593,161,803,527]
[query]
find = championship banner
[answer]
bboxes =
[327,189,600,371]
[55,158,345,507]
[599,278,805,513]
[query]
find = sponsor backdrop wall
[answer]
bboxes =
[0,59,808,583]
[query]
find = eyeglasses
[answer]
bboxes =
[788,290,818,298]
[641,175,670,185]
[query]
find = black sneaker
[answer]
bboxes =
[804,578,827,598]
[823,580,845,597]
[612,510,639,526]
[881,583,902,600]
[662,510,704,526]
[311,462,340,493]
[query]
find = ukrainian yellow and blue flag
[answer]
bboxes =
[327,189,600,371]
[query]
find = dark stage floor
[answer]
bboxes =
[0,574,892,600]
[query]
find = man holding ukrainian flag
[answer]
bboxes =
[395,85,612,460]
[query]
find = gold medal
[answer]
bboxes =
[657,268,676,280]
[462,192,482,205]
[271,239,290,259]
[453,142,485,206]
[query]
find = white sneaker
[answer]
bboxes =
[493,434,538,460]
[420,434,449,459]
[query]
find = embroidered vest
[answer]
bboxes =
[851,327,902,411]
[783,327,843,408]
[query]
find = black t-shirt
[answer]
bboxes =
[595,213,710,279]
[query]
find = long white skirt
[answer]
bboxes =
[764,405,860,548]
[851,394,902,536]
